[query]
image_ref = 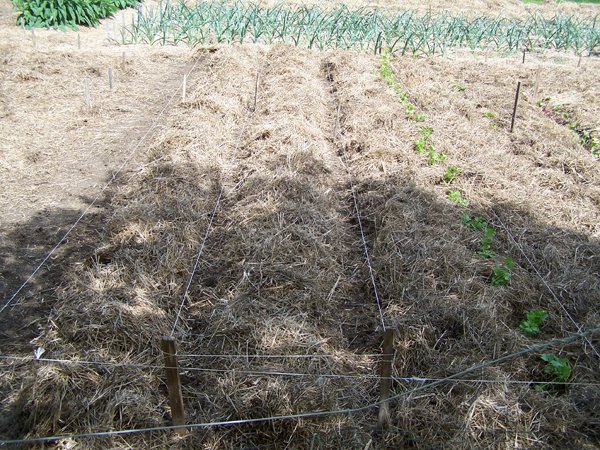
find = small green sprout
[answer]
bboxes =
[491,257,514,286]
[453,82,466,92]
[483,112,495,118]
[462,214,487,230]
[478,227,495,258]
[427,145,446,165]
[519,309,548,336]
[443,166,462,183]
[448,190,468,207]
[541,354,571,382]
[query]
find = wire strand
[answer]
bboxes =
[0,54,205,318]
[2,326,597,446]
[1,355,598,386]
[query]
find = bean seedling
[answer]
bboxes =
[491,257,514,286]
[519,309,548,336]
[448,190,468,207]
[478,227,496,258]
[462,214,487,230]
[443,166,462,183]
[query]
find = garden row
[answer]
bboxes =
[121,1,600,55]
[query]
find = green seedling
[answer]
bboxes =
[519,309,548,336]
[453,82,466,92]
[540,353,571,382]
[427,146,446,165]
[415,126,433,154]
[483,112,495,118]
[443,166,462,183]
[448,190,468,207]
[491,257,514,286]
[462,214,487,230]
[478,227,495,258]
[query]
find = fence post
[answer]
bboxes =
[378,328,395,429]
[161,336,186,434]
[510,81,521,133]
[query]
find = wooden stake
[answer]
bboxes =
[378,328,394,429]
[83,78,91,108]
[252,71,259,112]
[77,33,81,50]
[161,336,186,434]
[533,67,541,103]
[522,48,526,64]
[108,67,113,90]
[510,81,521,133]
[182,74,187,102]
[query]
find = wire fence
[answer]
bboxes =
[2,45,599,448]
[1,327,597,446]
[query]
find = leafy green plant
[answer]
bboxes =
[427,145,446,165]
[483,112,495,118]
[415,126,433,154]
[519,309,548,336]
[478,227,496,258]
[462,214,487,230]
[448,190,468,207]
[540,354,571,382]
[443,166,462,183]
[12,0,139,29]
[491,257,514,286]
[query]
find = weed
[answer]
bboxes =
[520,309,548,336]
[491,257,514,286]
[443,166,462,183]
[448,190,469,207]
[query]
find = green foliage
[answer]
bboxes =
[121,2,600,55]
[519,309,549,336]
[491,257,514,286]
[478,227,496,258]
[540,353,571,382]
[483,111,495,118]
[453,82,466,92]
[12,0,139,29]
[447,190,468,207]
[427,145,446,165]
[443,166,462,183]
[380,51,426,122]
[415,126,433,154]
[462,214,487,230]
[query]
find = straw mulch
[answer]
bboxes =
[4,41,600,449]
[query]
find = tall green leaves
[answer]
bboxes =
[122,1,600,55]
[12,0,140,29]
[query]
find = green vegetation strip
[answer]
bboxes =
[12,0,139,29]
[118,1,600,54]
